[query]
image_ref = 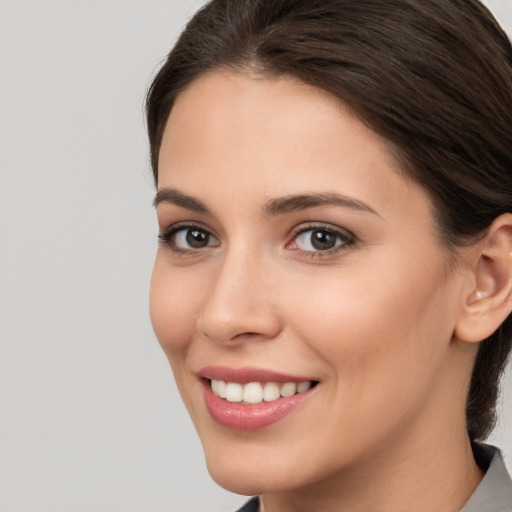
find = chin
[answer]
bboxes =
[207,466,264,496]
[200,432,331,496]
[205,455,299,496]
[200,438,270,494]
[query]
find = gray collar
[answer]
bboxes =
[461,443,512,512]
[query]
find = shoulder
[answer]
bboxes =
[462,443,512,512]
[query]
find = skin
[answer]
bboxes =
[150,70,489,512]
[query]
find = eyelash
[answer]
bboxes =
[157,222,356,258]
[158,222,217,255]
[287,223,356,258]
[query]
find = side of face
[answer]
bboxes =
[150,70,481,495]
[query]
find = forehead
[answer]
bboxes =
[160,70,355,166]
[158,70,432,223]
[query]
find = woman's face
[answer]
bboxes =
[150,71,474,495]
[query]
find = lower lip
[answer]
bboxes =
[203,382,314,430]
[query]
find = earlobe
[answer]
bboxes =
[454,214,512,343]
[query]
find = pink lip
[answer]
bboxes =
[198,366,317,430]
[198,365,314,384]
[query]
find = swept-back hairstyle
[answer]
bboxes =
[146,0,512,441]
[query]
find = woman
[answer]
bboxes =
[146,1,512,510]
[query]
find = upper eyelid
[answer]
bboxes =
[158,222,218,244]
[290,222,355,239]
[160,220,216,236]
[154,203,217,232]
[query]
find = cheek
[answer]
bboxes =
[279,262,458,448]
[149,258,201,357]
[285,256,455,386]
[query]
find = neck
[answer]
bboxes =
[261,424,483,512]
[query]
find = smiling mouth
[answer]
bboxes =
[209,379,316,404]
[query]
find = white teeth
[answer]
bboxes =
[217,380,227,398]
[263,382,280,402]
[243,382,263,404]
[210,379,313,403]
[280,382,297,397]
[225,382,243,402]
[297,381,311,393]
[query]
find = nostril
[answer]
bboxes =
[233,332,260,339]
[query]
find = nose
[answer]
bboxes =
[197,250,283,345]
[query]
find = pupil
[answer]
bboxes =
[186,229,209,248]
[311,230,336,250]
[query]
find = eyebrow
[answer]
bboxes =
[153,188,379,217]
[153,188,211,214]
[264,192,380,217]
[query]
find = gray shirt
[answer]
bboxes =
[462,443,512,512]
[236,444,512,512]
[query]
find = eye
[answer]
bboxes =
[174,228,216,249]
[289,226,354,254]
[159,225,219,252]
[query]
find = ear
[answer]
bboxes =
[454,213,512,343]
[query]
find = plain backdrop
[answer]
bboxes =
[0,0,511,511]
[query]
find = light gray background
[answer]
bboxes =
[0,1,511,511]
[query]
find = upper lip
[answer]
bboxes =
[197,366,316,384]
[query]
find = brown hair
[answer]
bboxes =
[145,0,512,441]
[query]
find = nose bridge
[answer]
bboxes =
[198,242,281,344]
